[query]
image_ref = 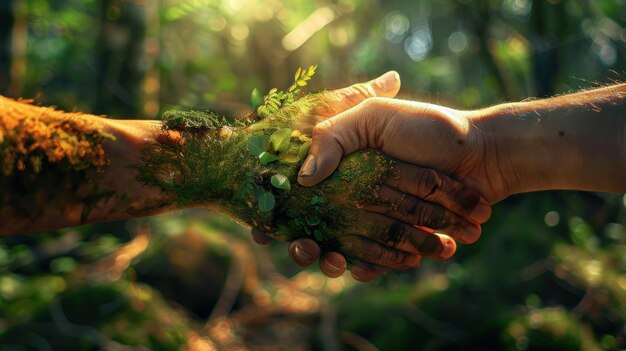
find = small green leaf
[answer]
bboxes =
[314,230,324,241]
[270,128,292,153]
[259,151,278,165]
[249,88,264,108]
[278,153,300,164]
[298,142,311,160]
[296,80,307,87]
[257,191,275,212]
[307,216,321,226]
[311,196,324,205]
[294,67,302,81]
[247,135,269,157]
[308,65,317,76]
[271,174,291,190]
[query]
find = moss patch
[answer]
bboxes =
[0,96,115,224]
[139,93,395,247]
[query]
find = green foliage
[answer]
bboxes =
[288,65,317,93]
[270,128,292,153]
[8,2,626,349]
[235,173,256,200]
[162,109,225,131]
[258,151,278,165]
[247,135,269,157]
[256,189,275,212]
[256,65,317,118]
[270,174,291,190]
[249,88,264,109]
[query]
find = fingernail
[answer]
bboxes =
[323,261,343,275]
[463,225,481,244]
[298,155,317,177]
[470,203,491,223]
[376,71,400,92]
[294,244,313,263]
[440,238,456,259]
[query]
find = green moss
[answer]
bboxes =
[139,92,396,251]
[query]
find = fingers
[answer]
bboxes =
[298,71,401,187]
[288,238,321,267]
[298,97,394,186]
[347,212,457,259]
[319,252,347,278]
[289,241,348,278]
[251,228,273,245]
[338,234,421,270]
[384,163,492,224]
[365,185,482,244]
[351,262,390,282]
[324,71,401,114]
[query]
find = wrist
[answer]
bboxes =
[99,118,181,215]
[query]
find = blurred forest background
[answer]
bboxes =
[1,0,626,350]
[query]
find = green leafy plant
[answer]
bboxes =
[256,65,317,118]
[141,64,396,248]
[270,174,291,190]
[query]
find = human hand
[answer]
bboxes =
[296,96,507,204]
[251,72,492,281]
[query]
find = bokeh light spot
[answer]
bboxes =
[404,23,432,61]
[384,11,409,43]
[230,23,249,41]
[448,31,468,53]
[544,211,560,227]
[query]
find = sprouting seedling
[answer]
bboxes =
[255,65,317,118]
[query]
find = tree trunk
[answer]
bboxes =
[0,0,26,98]
[0,1,13,96]
[95,0,147,116]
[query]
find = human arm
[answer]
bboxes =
[0,97,175,235]
[469,83,626,196]
[0,75,489,274]
[294,82,625,279]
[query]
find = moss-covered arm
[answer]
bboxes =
[0,75,486,271]
[0,96,174,234]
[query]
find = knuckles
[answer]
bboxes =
[411,168,442,199]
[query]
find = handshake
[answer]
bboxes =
[251,71,626,281]
[1,71,623,283]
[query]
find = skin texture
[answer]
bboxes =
[0,73,490,280]
[288,80,625,281]
[251,72,491,280]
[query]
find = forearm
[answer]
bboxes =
[0,97,174,235]
[471,83,626,194]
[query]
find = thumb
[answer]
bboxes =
[324,71,401,116]
[298,97,394,187]
[340,70,401,100]
[368,70,401,98]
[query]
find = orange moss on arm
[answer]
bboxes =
[0,96,114,175]
[0,96,174,235]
